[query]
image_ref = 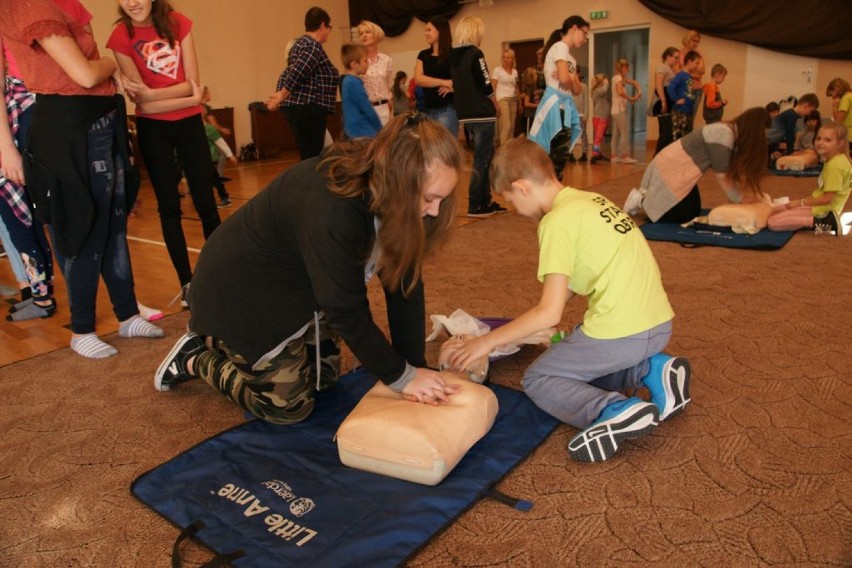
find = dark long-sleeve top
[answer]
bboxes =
[188,156,425,387]
[449,45,495,122]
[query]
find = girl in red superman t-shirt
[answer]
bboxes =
[108,0,220,305]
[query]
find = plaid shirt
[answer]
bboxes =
[277,35,339,113]
[0,76,37,227]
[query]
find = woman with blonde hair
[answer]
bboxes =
[491,48,519,146]
[358,20,394,124]
[450,16,504,216]
[155,113,464,422]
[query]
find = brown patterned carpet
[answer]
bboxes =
[1,172,851,567]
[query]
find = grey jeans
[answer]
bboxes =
[521,320,673,429]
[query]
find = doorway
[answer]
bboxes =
[591,27,650,142]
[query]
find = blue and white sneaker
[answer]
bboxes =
[642,353,692,421]
[567,397,660,462]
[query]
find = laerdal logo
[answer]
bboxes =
[261,480,316,517]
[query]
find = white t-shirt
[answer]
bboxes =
[543,41,575,94]
[491,66,518,100]
[611,73,627,115]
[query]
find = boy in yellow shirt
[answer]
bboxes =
[448,138,691,462]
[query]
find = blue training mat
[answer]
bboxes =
[132,369,559,567]
[641,213,796,250]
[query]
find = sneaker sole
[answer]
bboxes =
[659,357,692,421]
[154,335,196,392]
[568,404,659,462]
[466,211,497,218]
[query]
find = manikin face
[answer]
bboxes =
[424,23,439,46]
[420,161,457,218]
[119,0,153,25]
[814,128,845,161]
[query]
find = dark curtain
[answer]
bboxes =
[637,0,852,60]
[349,0,461,37]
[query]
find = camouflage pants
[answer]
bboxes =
[195,323,340,425]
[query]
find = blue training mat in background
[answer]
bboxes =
[132,369,559,568]
[641,214,796,250]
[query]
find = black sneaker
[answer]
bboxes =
[217,198,232,209]
[814,211,841,236]
[154,332,206,391]
[567,154,577,163]
[466,206,497,218]
[579,154,588,162]
[485,202,507,213]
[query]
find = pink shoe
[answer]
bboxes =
[138,303,164,322]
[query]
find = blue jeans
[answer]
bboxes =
[424,104,459,138]
[463,121,496,211]
[521,320,672,429]
[52,112,138,333]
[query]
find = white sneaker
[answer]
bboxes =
[623,188,645,216]
[623,157,638,164]
[611,157,623,163]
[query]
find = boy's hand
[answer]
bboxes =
[401,368,461,405]
[447,335,493,374]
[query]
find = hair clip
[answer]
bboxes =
[405,112,428,126]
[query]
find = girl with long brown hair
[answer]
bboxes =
[624,107,770,223]
[108,0,220,306]
[154,113,463,424]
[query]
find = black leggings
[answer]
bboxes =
[658,184,702,224]
[136,114,220,286]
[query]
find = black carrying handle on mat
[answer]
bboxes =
[172,520,245,568]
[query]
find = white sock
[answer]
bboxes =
[71,334,118,359]
[119,315,165,338]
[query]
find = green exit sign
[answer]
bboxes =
[590,10,608,20]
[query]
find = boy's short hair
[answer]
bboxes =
[341,44,367,70]
[490,137,555,194]
[766,101,781,113]
[710,63,727,76]
[798,93,820,109]
[683,50,701,65]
